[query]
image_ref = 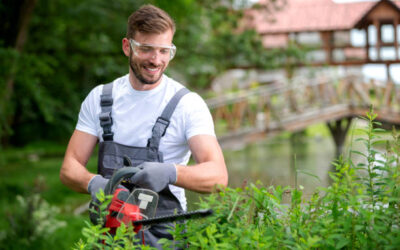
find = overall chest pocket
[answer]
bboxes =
[98,141,163,178]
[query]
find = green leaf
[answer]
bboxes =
[296,169,321,182]
[336,237,350,249]
[355,138,367,142]
[373,128,386,133]
[351,150,366,157]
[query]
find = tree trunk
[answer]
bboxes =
[1,0,37,145]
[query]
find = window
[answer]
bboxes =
[350,29,366,47]
[368,25,376,46]
[381,24,394,43]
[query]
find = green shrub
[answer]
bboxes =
[77,110,400,249]
[0,193,67,250]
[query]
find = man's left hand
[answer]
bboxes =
[131,162,177,192]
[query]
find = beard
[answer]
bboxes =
[129,53,163,85]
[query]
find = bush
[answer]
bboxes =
[77,110,400,249]
[0,193,67,250]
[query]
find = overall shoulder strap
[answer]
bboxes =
[147,87,190,150]
[99,82,114,141]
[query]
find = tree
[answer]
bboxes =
[0,0,38,145]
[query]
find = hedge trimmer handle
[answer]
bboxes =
[104,166,140,195]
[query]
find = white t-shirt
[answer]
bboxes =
[76,74,215,210]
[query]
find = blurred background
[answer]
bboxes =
[1,0,399,248]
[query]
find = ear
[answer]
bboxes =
[122,38,131,57]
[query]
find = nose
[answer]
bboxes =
[148,51,163,63]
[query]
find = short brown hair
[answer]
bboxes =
[126,4,175,39]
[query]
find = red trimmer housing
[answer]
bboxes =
[105,188,142,234]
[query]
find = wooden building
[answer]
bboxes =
[245,0,400,80]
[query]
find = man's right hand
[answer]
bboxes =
[130,162,177,192]
[87,175,109,201]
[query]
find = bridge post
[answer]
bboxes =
[327,117,353,158]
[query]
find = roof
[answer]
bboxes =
[246,0,400,34]
[354,0,400,28]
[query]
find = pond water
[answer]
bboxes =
[186,131,339,209]
[223,134,336,193]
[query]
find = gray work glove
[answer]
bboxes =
[88,175,127,225]
[130,162,177,192]
[87,175,109,201]
[88,175,127,201]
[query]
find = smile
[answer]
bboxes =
[143,66,160,73]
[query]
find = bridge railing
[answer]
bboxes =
[206,74,400,140]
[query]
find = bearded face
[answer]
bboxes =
[127,31,174,87]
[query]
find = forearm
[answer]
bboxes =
[176,134,228,193]
[175,161,228,193]
[60,130,98,194]
[60,157,95,193]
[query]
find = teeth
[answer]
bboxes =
[146,67,158,72]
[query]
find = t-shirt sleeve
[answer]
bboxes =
[75,86,101,137]
[183,92,215,139]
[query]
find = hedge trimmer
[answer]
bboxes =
[91,167,213,236]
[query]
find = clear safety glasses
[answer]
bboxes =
[129,39,176,60]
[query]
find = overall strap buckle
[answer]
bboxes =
[153,117,170,136]
[100,95,113,106]
[100,82,114,141]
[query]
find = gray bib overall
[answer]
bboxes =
[98,82,189,248]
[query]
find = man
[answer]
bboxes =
[60,4,228,248]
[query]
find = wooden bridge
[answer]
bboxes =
[206,74,400,153]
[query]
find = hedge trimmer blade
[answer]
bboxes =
[132,209,213,226]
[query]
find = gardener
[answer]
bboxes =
[59,4,228,248]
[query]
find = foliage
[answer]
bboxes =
[0,193,66,250]
[76,111,400,249]
[0,144,96,250]
[0,0,142,146]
